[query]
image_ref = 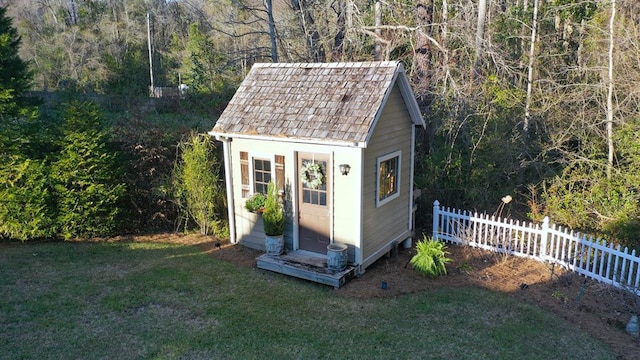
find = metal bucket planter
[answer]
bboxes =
[265,235,284,255]
[326,243,348,271]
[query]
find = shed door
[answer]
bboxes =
[298,153,331,253]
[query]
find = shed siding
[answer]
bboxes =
[331,147,363,263]
[231,139,296,251]
[362,85,413,266]
[229,137,361,259]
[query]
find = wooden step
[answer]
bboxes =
[256,253,357,288]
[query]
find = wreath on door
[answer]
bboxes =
[300,162,324,189]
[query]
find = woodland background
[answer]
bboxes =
[2,0,640,250]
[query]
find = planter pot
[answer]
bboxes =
[326,243,348,271]
[265,234,284,255]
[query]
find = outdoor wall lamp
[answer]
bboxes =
[339,163,351,176]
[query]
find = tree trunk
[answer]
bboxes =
[291,0,325,62]
[474,0,487,78]
[374,1,382,60]
[606,0,616,178]
[334,0,346,60]
[67,0,78,25]
[524,0,539,135]
[440,0,450,93]
[265,0,278,62]
[413,0,433,95]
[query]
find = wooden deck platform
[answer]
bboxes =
[256,251,358,288]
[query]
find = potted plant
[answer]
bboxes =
[244,192,266,213]
[262,181,285,255]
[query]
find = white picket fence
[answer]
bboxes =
[432,200,640,296]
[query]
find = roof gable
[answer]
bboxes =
[210,61,425,147]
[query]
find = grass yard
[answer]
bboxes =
[0,241,615,359]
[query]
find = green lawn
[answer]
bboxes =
[0,242,615,359]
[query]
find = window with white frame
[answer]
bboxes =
[253,158,272,194]
[376,151,401,207]
[240,152,284,198]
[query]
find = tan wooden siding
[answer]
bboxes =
[362,85,413,261]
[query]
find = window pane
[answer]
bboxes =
[254,158,272,194]
[303,190,311,203]
[319,192,326,206]
[378,156,399,201]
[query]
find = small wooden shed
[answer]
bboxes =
[209,61,425,281]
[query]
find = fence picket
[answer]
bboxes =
[613,245,622,286]
[432,200,640,296]
[587,239,595,277]
[629,249,640,289]
[627,249,636,284]
[598,240,606,280]
[571,230,579,269]
[605,243,613,281]
[578,239,586,275]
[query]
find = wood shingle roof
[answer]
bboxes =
[210,61,424,147]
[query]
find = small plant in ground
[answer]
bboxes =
[551,290,568,304]
[456,262,473,274]
[410,235,452,276]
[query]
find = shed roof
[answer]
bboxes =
[209,61,425,147]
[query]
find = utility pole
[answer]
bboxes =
[147,12,155,97]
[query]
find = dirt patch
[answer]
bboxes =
[107,233,640,359]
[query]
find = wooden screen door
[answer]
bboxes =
[298,153,331,253]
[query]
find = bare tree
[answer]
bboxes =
[413,0,433,96]
[291,0,325,62]
[606,0,616,178]
[265,0,278,62]
[523,0,539,135]
[474,0,487,78]
[373,0,382,61]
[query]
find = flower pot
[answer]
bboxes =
[326,243,348,271]
[265,234,284,255]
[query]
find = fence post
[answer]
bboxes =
[432,200,440,241]
[540,216,550,259]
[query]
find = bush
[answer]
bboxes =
[0,157,56,240]
[410,236,452,276]
[51,101,126,239]
[173,132,226,235]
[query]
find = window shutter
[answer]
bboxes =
[275,155,285,191]
[240,151,249,198]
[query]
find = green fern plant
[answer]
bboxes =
[410,236,452,276]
